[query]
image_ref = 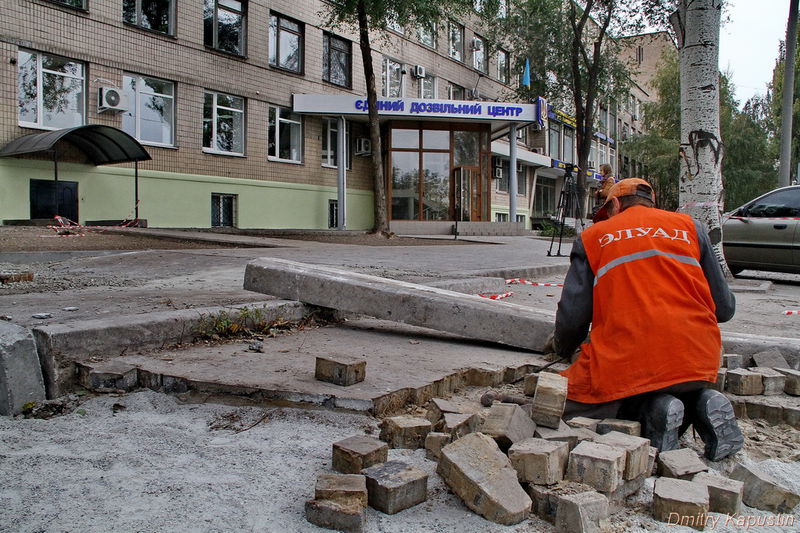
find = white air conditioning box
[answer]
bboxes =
[98,87,128,112]
[355,137,372,155]
[414,65,426,78]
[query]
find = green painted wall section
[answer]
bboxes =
[0,159,375,230]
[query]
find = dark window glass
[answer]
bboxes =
[323,33,351,87]
[50,0,85,8]
[269,14,303,73]
[204,0,246,55]
[124,0,173,35]
[745,189,800,217]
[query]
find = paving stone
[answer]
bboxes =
[657,448,708,480]
[424,432,451,462]
[725,368,764,395]
[361,461,427,514]
[692,472,743,515]
[442,412,479,439]
[315,474,368,507]
[749,367,786,396]
[532,373,568,429]
[523,372,539,396]
[425,397,462,428]
[574,428,600,444]
[467,366,504,387]
[652,477,709,531]
[0,321,46,415]
[566,417,600,431]
[566,441,626,493]
[710,368,727,393]
[437,432,532,525]
[722,353,744,370]
[775,368,800,396]
[596,418,641,436]
[379,416,431,449]
[315,355,366,386]
[594,431,650,480]
[752,349,791,370]
[508,437,569,485]
[332,435,389,474]
[535,420,581,450]
[744,399,784,425]
[647,446,658,476]
[305,499,366,533]
[528,481,595,523]
[784,406,800,428]
[76,361,138,391]
[554,491,609,533]
[603,472,647,508]
[481,403,536,451]
[729,462,800,513]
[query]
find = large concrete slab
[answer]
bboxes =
[244,258,555,352]
[0,321,46,415]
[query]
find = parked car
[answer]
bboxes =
[722,185,800,275]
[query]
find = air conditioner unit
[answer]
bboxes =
[493,167,503,179]
[413,65,426,78]
[470,38,483,51]
[355,137,372,155]
[467,88,481,100]
[98,87,128,112]
[493,157,503,168]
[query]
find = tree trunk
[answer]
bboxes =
[671,0,730,275]
[779,0,799,187]
[357,0,389,234]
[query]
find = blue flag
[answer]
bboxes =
[521,58,531,88]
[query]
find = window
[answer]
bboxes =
[609,148,616,173]
[382,58,403,98]
[496,49,509,84]
[387,16,404,34]
[534,177,555,217]
[548,122,561,160]
[498,0,508,18]
[204,0,246,56]
[122,74,175,146]
[328,199,338,228]
[473,0,484,13]
[494,158,509,192]
[598,105,607,135]
[417,23,436,48]
[448,83,465,100]
[516,214,526,224]
[211,193,236,227]
[472,35,487,73]
[203,90,245,155]
[323,33,352,88]
[563,127,574,163]
[322,119,350,169]
[599,142,607,168]
[269,105,302,163]
[17,50,84,130]
[495,212,508,222]
[269,13,303,73]
[448,21,464,62]
[517,165,527,196]
[609,103,617,138]
[50,0,85,8]
[419,76,436,99]
[636,45,644,64]
[123,0,173,35]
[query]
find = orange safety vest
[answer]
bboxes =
[561,205,721,403]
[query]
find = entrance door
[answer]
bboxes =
[30,179,78,221]
[454,166,481,221]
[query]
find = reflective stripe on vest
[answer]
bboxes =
[593,249,702,286]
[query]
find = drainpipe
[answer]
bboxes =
[337,116,347,229]
[509,124,518,223]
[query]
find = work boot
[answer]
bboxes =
[641,394,684,452]
[692,389,744,461]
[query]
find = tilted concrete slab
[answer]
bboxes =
[243,258,555,352]
[0,321,46,415]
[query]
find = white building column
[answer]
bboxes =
[509,124,518,222]
[336,116,347,229]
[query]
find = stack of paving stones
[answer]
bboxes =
[306,370,800,531]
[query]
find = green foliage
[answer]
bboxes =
[538,219,576,238]
[324,0,472,35]
[194,306,341,341]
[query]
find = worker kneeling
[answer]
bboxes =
[554,178,743,461]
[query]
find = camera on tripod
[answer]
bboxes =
[547,163,585,257]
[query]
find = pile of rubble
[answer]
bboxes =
[305,370,800,532]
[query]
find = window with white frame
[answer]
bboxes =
[609,147,616,173]
[50,0,85,8]
[496,49,509,84]
[122,73,175,146]
[387,15,404,34]
[17,50,85,130]
[472,35,487,73]
[323,33,352,88]
[448,83,465,100]
[598,105,607,135]
[123,0,174,35]
[609,102,617,138]
[548,122,561,160]
[382,58,403,98]
[211,193,236,227]
[473,0,484,13]
[498,0,508,18]
[203,90,245,155]
[563,126,574,163]
[268,105,302,163]
[321,119,350,169]
[269,13,303,73]
[204,0,246,56]
[517,165,527,195]
[448,21,464,62]
[417,23,436,48]
[599,142,607,168]
[495,212,508,222]
[419,76,436,99]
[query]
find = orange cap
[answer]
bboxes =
[592,178,655,223]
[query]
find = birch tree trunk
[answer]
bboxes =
[670,0,730,275]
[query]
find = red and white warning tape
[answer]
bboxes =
[783,310,800,316]
[478,291,514,300]
[506,278,564,287]
[44,212,140,237]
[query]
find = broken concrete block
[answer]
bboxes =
[775,368,800,395]
[657,448,708,480]
[745,398,784,425]
[362,461,428,514]
[710,368,727,393]
[437,432,532,525]
[604,472,648,508]
[566,441,626,493]
[481,403,536,451]
[305,499,366,533]
[594,431,650,480]
[729,462,800,513]
[565,417,600,431]
[535,420,581,450]
[76,361,138,391]
[425,397,462,427]
[648,446,658,476]
[532,373,568,429]
[752,349,790,370]
[424,432,451,462]
[652,478,709,531]
[508,437,569,485]
[555,491,609,533]
[523,372,539,396]
[528,481,595,523]
[379,416,431,449]
[315,355,366,386]
[0,321,46,416]
[442,412,479,439]
[596,418,641,437]
[726,368,764,395]
[315,474,368,507]
[692,472,743,515]
[749,367,786,396]
[332,435,389,474]
[467,366,504,386]
[784,406,800,428]
[722,353,744,370]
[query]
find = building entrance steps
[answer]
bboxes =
[73,318,557,416]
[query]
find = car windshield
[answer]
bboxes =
[740,188,800,218]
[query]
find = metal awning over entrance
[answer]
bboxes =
[0,125,151,220]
